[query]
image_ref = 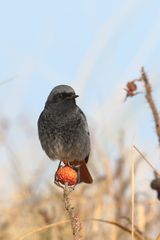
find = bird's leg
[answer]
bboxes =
[54,160,64,187]
[63,159,73,167]
[58,160,64,169]
[67,161,73,167]
[67,160,81,168]
[63,159,68,165]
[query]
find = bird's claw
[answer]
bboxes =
[54,178,75,190]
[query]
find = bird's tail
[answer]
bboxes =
[79,160,93,184]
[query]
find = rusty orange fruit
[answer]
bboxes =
[127,81,137,92]
[56,166,78,186]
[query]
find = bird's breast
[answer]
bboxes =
[38,109,90,162]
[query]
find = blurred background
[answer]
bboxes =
[0,1,160,239]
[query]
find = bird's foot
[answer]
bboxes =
[54,178,75,190]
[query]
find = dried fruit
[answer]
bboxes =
[150,178,160,200]
[127,81,137,92]
[123,80,141,101]
[55,166,78,186]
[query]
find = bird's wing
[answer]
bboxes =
[77,107,90,136]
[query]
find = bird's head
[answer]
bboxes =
[45,85,79,107]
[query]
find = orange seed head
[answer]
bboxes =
[56,166,78,186]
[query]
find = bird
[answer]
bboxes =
[38,85,93,184]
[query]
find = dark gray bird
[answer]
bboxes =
[38,85,93,184]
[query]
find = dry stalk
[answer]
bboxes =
[141,67,160,143]
[131,145,135,240]
[133,145,159,175]
[63,183,83,240]
[156,233,160,240]
[15,218,149,240]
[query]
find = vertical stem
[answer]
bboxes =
[141,67,160,144]
[131,145,135,240]
[63,183,84,240]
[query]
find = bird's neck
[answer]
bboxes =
[45,100,76,115]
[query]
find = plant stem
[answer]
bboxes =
[141,67,160,144]
[63,183,83,240]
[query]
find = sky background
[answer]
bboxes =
[1,0,160,198]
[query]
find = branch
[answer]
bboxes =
[63,183,83,240]
[141,67,160,143]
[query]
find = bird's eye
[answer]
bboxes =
[58,93,63,98]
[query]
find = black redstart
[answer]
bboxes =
[38,85,93,184]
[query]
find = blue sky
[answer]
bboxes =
[0,0,160,116]
[1,0,160,196]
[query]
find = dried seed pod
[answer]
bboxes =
[124,81,139,101]
[150,178,160,200]
[127,81,137,92]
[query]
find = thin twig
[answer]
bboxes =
[15,218,149,240]
[0,75,17,86]
[133,145,159,175]
[15,221,69,240]
[131,145,135,240]
[141,67,160,143]
[87,219,148,240]
[63,183,83,240]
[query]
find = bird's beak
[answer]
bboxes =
[66,94,79,100]
[73,94,79,99]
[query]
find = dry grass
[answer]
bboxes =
[1,136,159,240]
[1,68,160,240]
